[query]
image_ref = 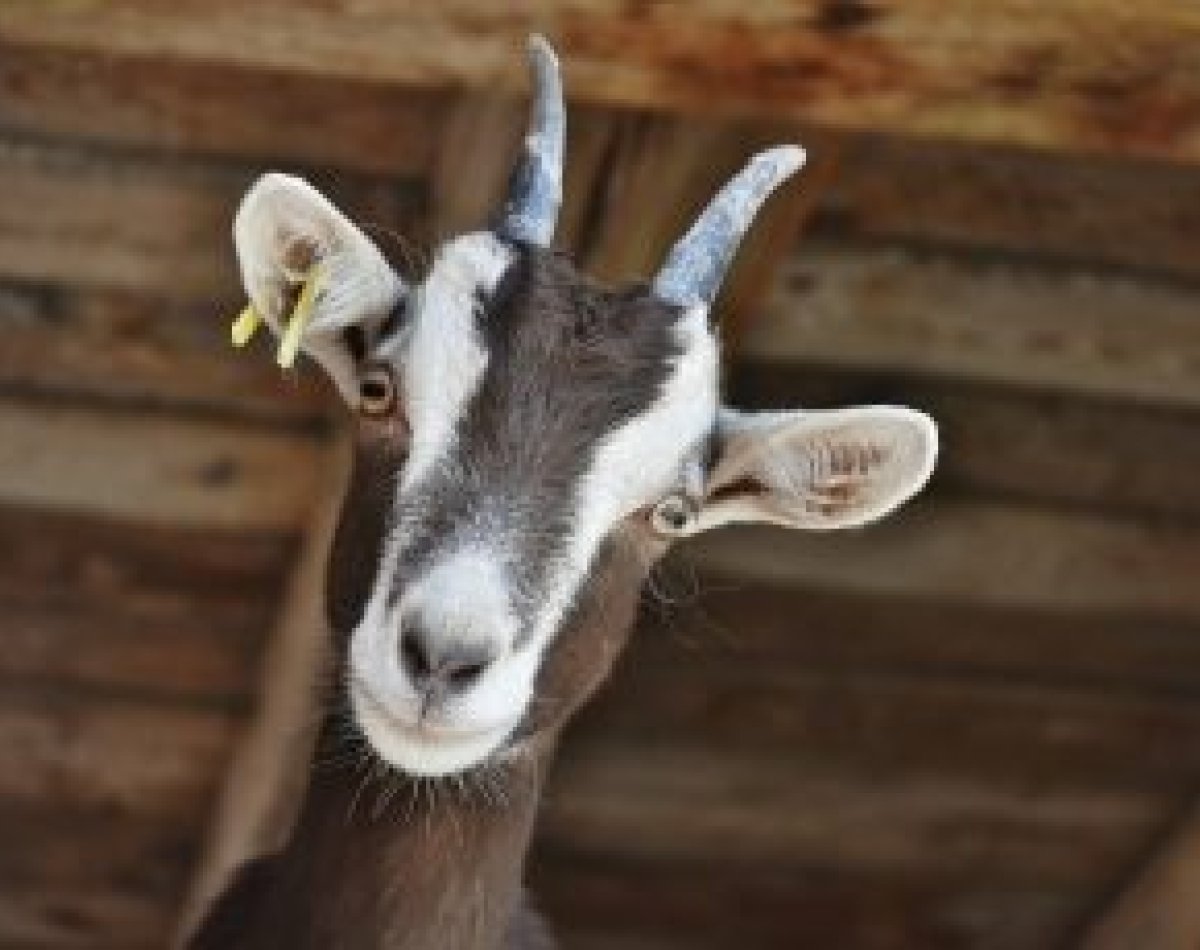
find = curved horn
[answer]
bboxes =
[495,35,566,247]
[653,146,806,309]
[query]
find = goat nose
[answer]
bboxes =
[400,626,495,697]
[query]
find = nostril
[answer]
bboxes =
[400,628,433,683]
[401,626,494,696]
[446,657,489,691]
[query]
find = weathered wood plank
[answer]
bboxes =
[822,135,1200,281]
[578,628,1200,792]
[0,690,238,821]
[0,40,440,176]
[0,135,423,298]
[731,364,1200,522]
[749,240,1200,408]
[0,803,202,948]
[1,2,1198,163]
[0,400,324,529]
[0,283,331,425]
[685,500,1200,620]
[540,744,1163,882]
[0,507,291,703]
[532,847,1088,950]
[640,583,1200,700]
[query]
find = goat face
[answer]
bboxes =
[230,39,938,778]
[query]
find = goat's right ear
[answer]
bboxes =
[233,173,405,402]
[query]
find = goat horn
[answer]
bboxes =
[494,35,565,247]
[652,146,807,309]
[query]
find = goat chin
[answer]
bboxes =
[350,685,518,778]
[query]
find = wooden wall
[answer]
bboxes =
[1,5,1199,949]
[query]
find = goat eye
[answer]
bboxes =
[650,493,696,536]
[358,364,397,418]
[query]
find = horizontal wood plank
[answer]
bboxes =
[0,40,440,176]
[577,625,1200,792]
[1,3,1199,162]
[684,499,1200,620]
[0,507,291,703]
[0,400,324,529]
[0,690,238,821]
[539,744,1163,882]
[748,240,1200,408]
[0,135,423,299]
[0,283,331,425]
[0,803,203,948]
[532,847,1087,950]
[821,135,1200,281]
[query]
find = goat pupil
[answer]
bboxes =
[361,377,389,404]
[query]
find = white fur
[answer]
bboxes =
[393,232,512,492]
[526,305,719,650]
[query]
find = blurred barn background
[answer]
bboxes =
[2,3,1200,948]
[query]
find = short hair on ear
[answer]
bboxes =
[691,405,938,534]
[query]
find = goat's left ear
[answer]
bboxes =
[693,405,938,533]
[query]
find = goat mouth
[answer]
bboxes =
[348,678,519,776]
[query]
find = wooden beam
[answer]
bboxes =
[0,283,330,425]
[541,744,1159,879]
[822,135,1200,281]
[748,239,1200,409]
[174,438,350,946]
[686,499,1200,620]
[0,40,441,176]
[575,621,1200,792]
[1,3,1198,163]
[531,847,1085,950]
[1081,802,1200,950]
[0,399,325,530]
[0,134,423,299]
[0,506,291,704]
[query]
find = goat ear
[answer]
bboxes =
[693,405,937,533]
[233,173,405,401]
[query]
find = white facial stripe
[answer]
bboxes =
[395,232,513,493]
[528,305,719,648]
[402,547,520,653]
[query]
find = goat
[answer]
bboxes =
[188,35,938,949]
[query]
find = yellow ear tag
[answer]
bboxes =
[230,304,262,348]
[277,267,321,370]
